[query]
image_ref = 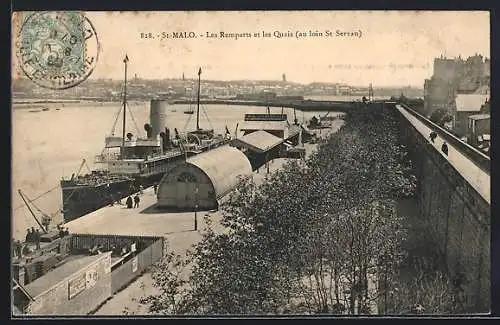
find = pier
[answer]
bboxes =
[173,98,355,112]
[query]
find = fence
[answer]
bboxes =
[110,238,163,293]
[68,233,164,294]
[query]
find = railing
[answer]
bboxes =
[396,102,490,174]
[94,153,120,164]
[145,149,183,161]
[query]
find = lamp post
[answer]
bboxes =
[194,186,199,231]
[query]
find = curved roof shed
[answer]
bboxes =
[187,145,252,198]
[157,146,252,210]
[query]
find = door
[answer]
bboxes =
[176,181,197,209]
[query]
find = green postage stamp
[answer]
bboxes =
[16,11,100,90]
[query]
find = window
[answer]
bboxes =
[177,172,197,182]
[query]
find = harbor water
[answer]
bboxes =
[12,99,344,240]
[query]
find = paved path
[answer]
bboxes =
[396,105,490,204]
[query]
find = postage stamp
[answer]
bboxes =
[16,11,99,90]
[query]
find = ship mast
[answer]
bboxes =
[196,67,202,131]
[121,54,129,158]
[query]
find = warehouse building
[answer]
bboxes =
[12,234,164,316]
[230,130,285,170]
[157,146,252,210]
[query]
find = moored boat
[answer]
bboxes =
[60,60,229,222]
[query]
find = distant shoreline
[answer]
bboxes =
[12,100,124,110]
[13,99,121,105]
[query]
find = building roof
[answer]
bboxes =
[239,120,289,131]
[24,253,108,299]
[230,130,284,153]
[455,94,489,112]
[186,145,252,198]
[468,113,490,120]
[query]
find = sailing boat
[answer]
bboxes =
[60,62,228,222]
[184,68,216,150]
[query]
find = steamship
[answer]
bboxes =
[60,61,229,222]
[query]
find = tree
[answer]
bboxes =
[144,246,190,315]
[146,103,419,315]
[429,109,453,126]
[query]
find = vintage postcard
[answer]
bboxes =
[11,11,490,317]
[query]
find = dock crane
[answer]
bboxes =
[70,159,91,181]
[18,189,50,234]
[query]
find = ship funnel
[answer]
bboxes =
[150,99,169,139]
[144,123,152,138]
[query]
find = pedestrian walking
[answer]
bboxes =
[134,194,140,208]
[34,229,41,250]
[139,185,144,194]
[126,196,133,209]
[429,131,437,143]
[153,183,158,194]
[441,141,449,156]
[25,228,32,243]
[59,226,65,238]
[30,227,36,243]
[16,240,22,258]
[12,238,16,258]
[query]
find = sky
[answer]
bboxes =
[11,11,490,87]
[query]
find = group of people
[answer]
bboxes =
[57,225,70,238]
[126,194,141,209]
[25,227,41,249]
[429,131,449,156]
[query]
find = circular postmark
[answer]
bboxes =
[16,11,100,90]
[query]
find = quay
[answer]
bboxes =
[65,186,220,255]
[173,98,354,112]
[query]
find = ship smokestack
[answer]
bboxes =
[165,127,171,147]
[144,123,152,138]
[150,99,169,139]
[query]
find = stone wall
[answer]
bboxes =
[397,109,490,312]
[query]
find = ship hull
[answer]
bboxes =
[61,178,137,222]
[60,139,230,222]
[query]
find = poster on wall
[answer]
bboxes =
[86,267,98,288]
[68,273,87,299]
[132,256,138,273]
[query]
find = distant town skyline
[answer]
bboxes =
[11,11,490,87]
